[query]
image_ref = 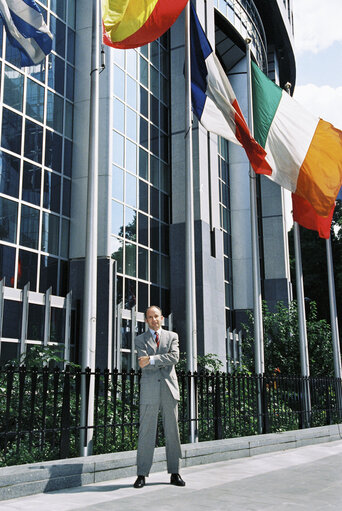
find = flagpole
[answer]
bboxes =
[80,0,100,457]
[325,236,342,414]
[246,40,264,434]
[184,1,198,443]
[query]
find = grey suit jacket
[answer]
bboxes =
[135,329,180,404]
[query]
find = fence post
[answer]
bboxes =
[226,328,231,373]
[43,287,52,362]
[0,277,5,339]
[64,291,72,368]
[238,330,243,368]
[131,306,137,370]
[60,366,71,459]
[20,283,30,362]
[214,372,222,440]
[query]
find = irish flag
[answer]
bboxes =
[252,60,342,217]
[102,0,188,49]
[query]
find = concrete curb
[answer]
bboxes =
[1,423,342,501]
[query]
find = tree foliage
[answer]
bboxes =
[242,301,334,376]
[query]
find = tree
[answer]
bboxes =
[242,301,334,376]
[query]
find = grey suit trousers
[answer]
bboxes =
[136,380,182,476]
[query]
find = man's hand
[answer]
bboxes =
[138,356,150,368]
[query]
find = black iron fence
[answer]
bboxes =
[1,366,342,467]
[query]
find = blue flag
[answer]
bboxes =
[0,0,53,67]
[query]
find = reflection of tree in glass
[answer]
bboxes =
[111,214,137,273]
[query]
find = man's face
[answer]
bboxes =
[145,307,163,331]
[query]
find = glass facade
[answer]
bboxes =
[0,0,75,295]
[111,34,171,317]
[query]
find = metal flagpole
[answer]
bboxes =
[184,1,198,443]
[246,40,264,434]
[80,0,100,457]
[325,237,342,414]
[283,82,311,427]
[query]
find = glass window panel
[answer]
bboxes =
[151,95,159,125]
[160,193,169,223]
[51,0,66,19]
[0,197,17,243]
[24,120,43,163]
[111,236,123,272]
[151,125,159,157]
[27,62,45,83]
[59,259,68,296]
[40,256,58,294]
[126,76,137,109]
[1,108,22,155]
[126,49,137,78]
[126,107,137,141]
[161,255,169,287]
[151,41,159,69]
[161,288,170,317]
[138,148,148,179]
[139,56,148,87]
[138,246,148,280]
[48,53,64,95]
[125,242,136,277]
[0,244,15,287]
[160,132,168,162]
[151,66,159,98]
[47,91,64,133]
[41,212,59,255]
[151,219,159,251]
[139,86,148,118]
[64,139,72,176]
[43,171,61,213]
[160,223,169,254]
[150,156,159,187]
[3,66,24,111]
[26,78,45,122]
[138,212,148,246]
[113,131,124,166]
[161,76,169,105]
[22,162,41,206]
[160,104,168,133]
[67,0,76,27]
[125,173,136,208]
[50,15,66,57]
[111,200,124,237]
[45,130,63,172]
[125,278,136,309]
[113,48,125,68]
[139,117,148,149]
[160,162,170,193]
[0,151,20,198]
[125,140,137,173]
[125,207,136,241]
[66,64,74,101]
[20,204,39,249]
[138,180,148,213]
[151,187,159,218]
[150,252,159,284]
[61,218,69,258]
[27,304,44,341]
[114,65,125,99]
[160,47,169,76]
[138,282,148,312]
[65,101,73,139]
[113,98,124,132]
[140,44,149,59]
[150,284,159,307]
[2,301,21,339]
[62,178,71,216]
[67,28,75,64]
[112,165,124,201]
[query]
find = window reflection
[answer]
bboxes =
[0,197,17,244]
[22,163,41,206]
[26,78,45,121]
[20,205,39,249]
[45,130,63,172]
[44,171,61,213]
[125,173,136,207]
[0,151,20,198]
[40,255,58,294]
[25,120,43,163]
[124,207,136,241]
[0,244,15,287]
[1,108,22,155]
[3,65,24,111]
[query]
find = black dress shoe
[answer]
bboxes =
[170,473,185,486]
[133,475,145,488]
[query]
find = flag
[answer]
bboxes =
[190,4,271,175]
[252,60,342,217]
[102,0,188,49]
[292,193,334,239]
[0,0,52,67]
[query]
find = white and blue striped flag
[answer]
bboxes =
[0,0,52,66]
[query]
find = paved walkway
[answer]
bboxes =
[2,440,342,510]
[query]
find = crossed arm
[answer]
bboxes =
[136,334,180,369]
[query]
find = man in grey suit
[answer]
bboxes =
[133,305,185,488]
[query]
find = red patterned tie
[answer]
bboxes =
[155,332,159,348]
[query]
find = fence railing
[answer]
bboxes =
[0,366,341,467]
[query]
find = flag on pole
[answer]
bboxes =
[292,193,334,239]
[190,3,271,175]
[252,60,342,217]
[102,0,188,49]
[0,0,52,66]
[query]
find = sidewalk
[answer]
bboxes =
[2,440,342,510]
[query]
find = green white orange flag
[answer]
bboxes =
[102,0,188,49]
[252,60,342,217]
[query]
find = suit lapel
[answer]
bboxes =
[145,330,157,354]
